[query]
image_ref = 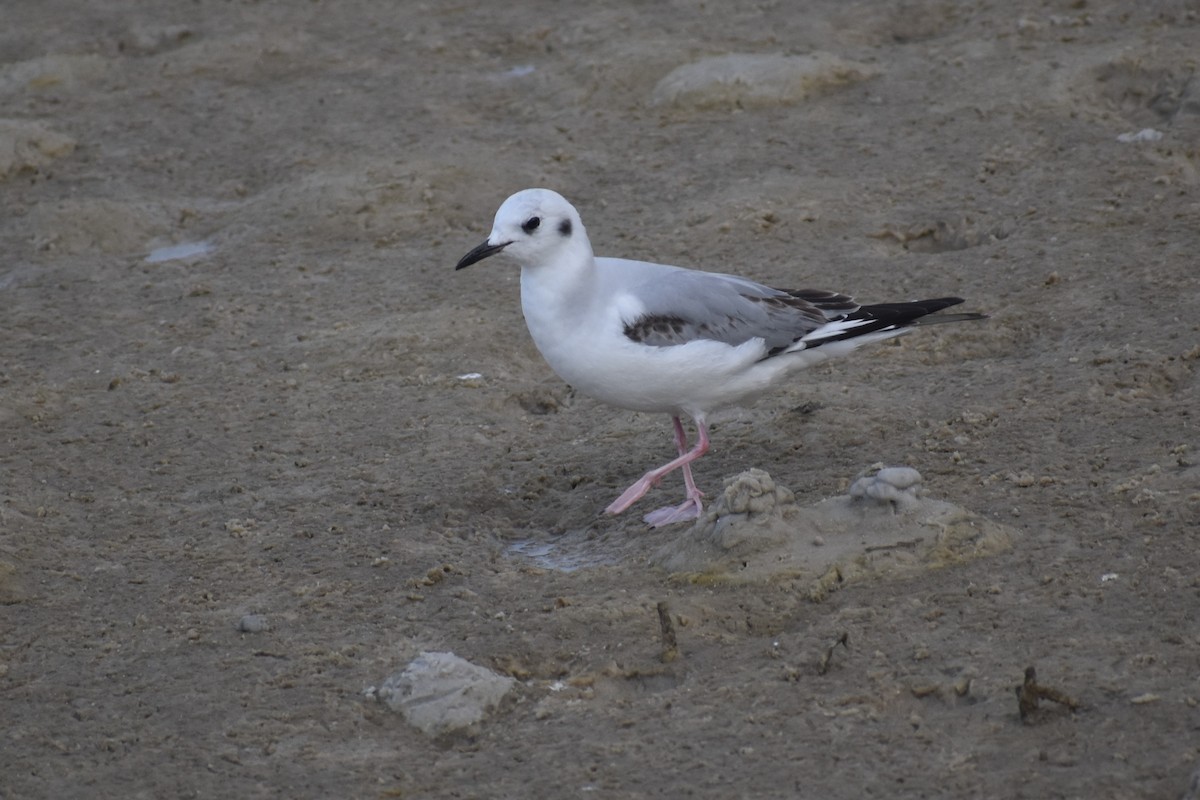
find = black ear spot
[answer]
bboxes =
[558,218,572,236]
[521,216,541,234]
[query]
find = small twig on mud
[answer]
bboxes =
[864,537,923,553]
[1016,665,1080,722]
[817,632,850,675]
[656,601,679,663]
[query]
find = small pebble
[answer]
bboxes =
[1116,128,1163,143]
[237,614,269,633]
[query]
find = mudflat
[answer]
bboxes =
[2,2,1197,797]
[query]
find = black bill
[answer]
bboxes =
[455,240,510,270]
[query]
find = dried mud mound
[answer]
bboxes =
[653,467,1017,599]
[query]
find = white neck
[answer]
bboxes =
[518,230,597,354]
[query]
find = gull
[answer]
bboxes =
[456,189,985,527]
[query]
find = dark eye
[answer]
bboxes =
[521,216,541,234]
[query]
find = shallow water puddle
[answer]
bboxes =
[505,538,618,572]
[146,240,214,263]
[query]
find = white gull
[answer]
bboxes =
[456,188,985,527]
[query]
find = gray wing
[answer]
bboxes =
[620,269,860,356]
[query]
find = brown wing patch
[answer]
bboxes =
[623,313,746,347]
[624,314,691,345]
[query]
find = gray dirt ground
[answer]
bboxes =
[2,1,1199,797]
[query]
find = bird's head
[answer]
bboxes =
[455,188,586,271]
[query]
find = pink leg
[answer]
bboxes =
[666,419,708,505]
[641,418,709,526]
[605,417,710,526]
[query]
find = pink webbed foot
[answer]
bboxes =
[604,476,660,516]
[642,494,704,527]
[603,416,711,524]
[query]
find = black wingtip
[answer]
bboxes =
[913,297,966,314]
[857,297,986,322]
[908,298,989,325]
[801,297,987,349]
[916,311,990,325]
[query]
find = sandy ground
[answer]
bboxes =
[2,0,1199,797]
